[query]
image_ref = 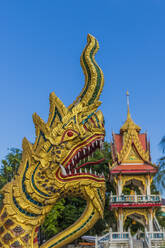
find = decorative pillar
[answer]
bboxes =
[118,209,124,232]
[117,176,122,196]
[109,227,112,242]
[95,235,98,248]
[146,175,151,196]
[148,209,153,232]
[128,227,133,248]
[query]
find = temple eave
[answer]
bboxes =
[110,163,158,175]
[110,169,157,175]
[110,203,162,209]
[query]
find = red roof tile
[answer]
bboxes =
[113,134,122,153]
[113,133,148,154]
[139,133,147,151]
[110,164,157,174]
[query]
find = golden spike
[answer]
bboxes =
[120,91,141,133]
[126,90,131,119]
[33,112,50,136]
[47,92,68,128]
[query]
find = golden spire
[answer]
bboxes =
[126,90,130,106]
[126,90,131,119]
[120,91,141,133]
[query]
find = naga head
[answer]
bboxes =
[7,34,105,248]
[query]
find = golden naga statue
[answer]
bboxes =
[0,34,105,248]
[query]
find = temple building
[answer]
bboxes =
[95,93,165,248]
[110,93,161,233]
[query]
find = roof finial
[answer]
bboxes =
[126,90,131,119]
[126,90,130,106]
[120,91,141,132]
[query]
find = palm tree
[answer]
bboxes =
[0,148,22,206]
[160,136,165,154]
[155,136,165,192]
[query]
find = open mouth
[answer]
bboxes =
[59,135,105,179]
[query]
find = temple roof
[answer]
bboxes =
[113,133,148,154]
[110,164,157,174]
[120,106,141,133]
[110,103,157,175]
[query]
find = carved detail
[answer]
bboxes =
[123,208,149,224]
[0,35,105,248]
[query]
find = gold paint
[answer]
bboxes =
[123,209,149,224]
[121,175,146,193]
[111,104,159,233]
[127,146,142,161]
[114,107,151,164]
[0,35,105,248]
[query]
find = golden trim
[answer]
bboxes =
[121,175,147,193]
[123,209,149,224]
[0,35,106,248]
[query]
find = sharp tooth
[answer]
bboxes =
[95,171,97,175]
[68,169,71,175]
[74,169,77,174]
[92,142,95,148]
[72,159,74,166]
[83,148,86,155]
[88,147,90,153]
[78,151,80,158]
[90,168,92,174]
[102,172,104,177]
[95,140,98,146]
[59,164,67,176]
[85,168,87,173]
[68,165,71,171]
[80,168,82,173]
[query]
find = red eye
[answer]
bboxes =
[67,131,73,137]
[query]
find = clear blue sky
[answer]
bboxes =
[0,0,165,163]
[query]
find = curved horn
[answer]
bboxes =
[69,34,104,109]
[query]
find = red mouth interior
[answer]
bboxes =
[61,136,105,179]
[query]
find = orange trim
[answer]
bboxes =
[79,242,95,246]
